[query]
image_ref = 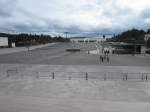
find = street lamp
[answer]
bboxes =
[131,38,136,56]
[64,32,69,38]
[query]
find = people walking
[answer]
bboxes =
[107,56,109,63]
[99,55,104,63]
[99,54,110,64]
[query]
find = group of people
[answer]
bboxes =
[104,50,110,56]
[99,50,110,63]
[99,55,110,63]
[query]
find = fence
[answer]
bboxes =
[3,69,150,81]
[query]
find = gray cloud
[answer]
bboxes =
[141,8,150,19]
[0,9,11,17]
[0,0,150,35]
[0,0,18,17]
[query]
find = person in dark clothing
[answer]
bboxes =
[101,56,104,62]
[99,55,104,63]
[107,56,109,63]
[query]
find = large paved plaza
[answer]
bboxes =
[0,42,150,112]
[0,42,149,66]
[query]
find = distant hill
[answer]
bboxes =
[0,33,9,37]
[70,37,87,39]
[0,32,70,47]
[108,29,150,48]
[108,29,146,43]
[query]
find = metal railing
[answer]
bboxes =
[3,69,150,81]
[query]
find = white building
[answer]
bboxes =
[0,37,8,47]
[71,37,106,43]
[145,34,150,41]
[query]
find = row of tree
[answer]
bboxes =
[0,33,70,47]
[107,29,150,48]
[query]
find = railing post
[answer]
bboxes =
[126,73,128,81]
[146,74,148,81]
[52,72,55,79]
[86,72,88,80]
[141,73,144,81]
[104,73,106,81]
[69,72,71,80]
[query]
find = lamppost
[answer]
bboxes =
[64,32,69,38]
[131,38,136,56]
[134,39,136,55]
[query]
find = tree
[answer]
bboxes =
[109,29,145,44]
[146,39,150,48]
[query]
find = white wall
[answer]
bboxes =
[71,37,106,43]
[141,46,146,54]
[145,34,150,41]
[0,37,8,47]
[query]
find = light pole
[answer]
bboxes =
[134,39,136,55]
[131,39,136,56]
[64,32,69,38]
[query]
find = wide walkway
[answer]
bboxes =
[0,43,55,54]
[0,79,150,112]
[0,95,150,112]
[0,43,149,66]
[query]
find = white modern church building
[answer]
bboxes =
[70,37,106,43]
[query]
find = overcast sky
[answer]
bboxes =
[0,0,150,35]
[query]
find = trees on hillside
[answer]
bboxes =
[0,33,70,47]
[109,29,145,43]
[107,28,150,48]
[146,39,150,48]
[108,29,146,44]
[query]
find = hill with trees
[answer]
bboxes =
[108,29,150,48]
[0,33,70,47]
